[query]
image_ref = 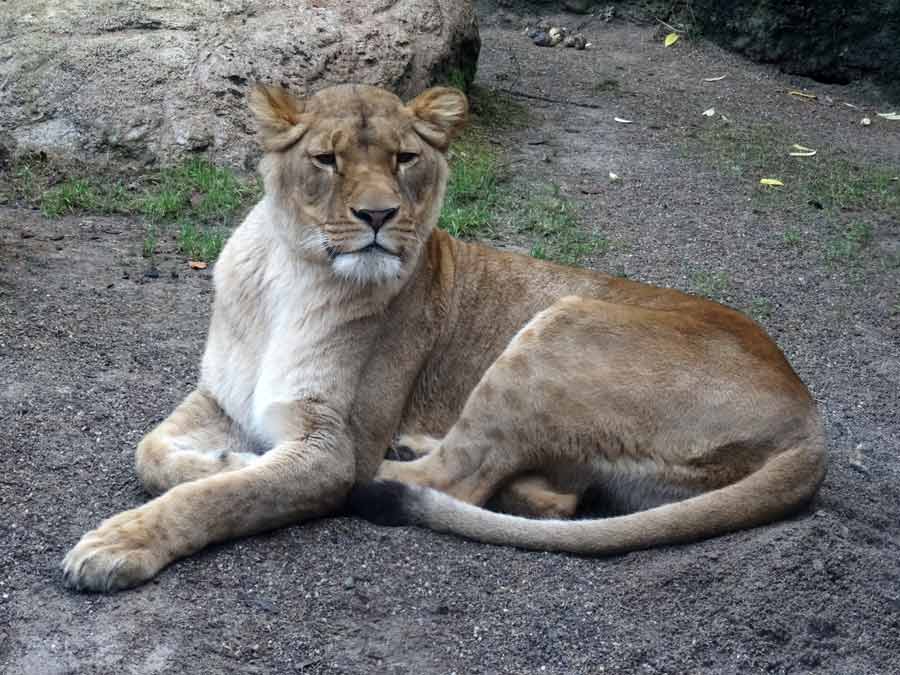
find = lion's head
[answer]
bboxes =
[248,83,468,285]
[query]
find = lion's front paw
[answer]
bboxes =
[62,506,170,592]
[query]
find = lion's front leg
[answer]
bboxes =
[62,401,355,592]
[135,389,260,496]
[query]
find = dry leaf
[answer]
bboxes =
[789,90,817,100]
[613,117,634,124]
[759,178,784,187]
[703,75,727,82]
[702,107,716,117]
[789,143,817,157]
[189,261,208,270]
[664,32,680,47]
[876,112,900,121]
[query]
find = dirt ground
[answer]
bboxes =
[2,4,900,674]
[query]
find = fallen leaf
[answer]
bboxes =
[789,90,817,100]
[613,117,634,124]
[759,178,784,187]
[189,261,208,270]
[703,75,727,82]
[702,107,716,117]
[664,32,680,47]
[789,143,817,157]
[860,117,872,126]
[876,111,900,121]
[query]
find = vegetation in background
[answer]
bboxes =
[687,121,897,276]
[688,269,731,302]
[437,86,611,267]
[519,185,609,266]
[5,155,260,263]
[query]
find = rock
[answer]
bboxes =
[562,0,593,14]
[688,0,900,95]
[532,31,552,47]
[0,0,480,170]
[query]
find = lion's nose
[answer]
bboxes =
[351,207,399,232]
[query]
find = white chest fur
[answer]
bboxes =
[200,204,395,447]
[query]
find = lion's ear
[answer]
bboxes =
[248,84,309,152]
[408,87,468,151]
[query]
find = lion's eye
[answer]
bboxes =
[313,153,336,167]
[397,152,418,165]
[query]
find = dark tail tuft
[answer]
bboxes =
[347,480,417,526]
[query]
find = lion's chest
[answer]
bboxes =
[202,261,347,446]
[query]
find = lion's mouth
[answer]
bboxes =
[330,242,399,258]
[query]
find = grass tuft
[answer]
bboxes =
[439,136,502,239]
[138,158,259,226]
[518,185,609,266]
[824,221,873,266]
[178,222,227,262]
[689,269,731,301]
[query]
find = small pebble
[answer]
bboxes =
[532,31,552,47]
[548,27,564,46]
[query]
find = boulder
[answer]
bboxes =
[0,0,479,170]
[689,0,900,94]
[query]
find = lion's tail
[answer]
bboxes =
[349,440,825,554]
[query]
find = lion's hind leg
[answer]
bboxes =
[136,389,260,495]
[489,475,580,520]
[385,432,441,461]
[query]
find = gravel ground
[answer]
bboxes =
[2,6,899,674]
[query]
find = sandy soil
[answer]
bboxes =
[2,5,899,674]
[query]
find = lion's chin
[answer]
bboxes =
[331,250,404,285]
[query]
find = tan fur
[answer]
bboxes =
[62,84,825,591]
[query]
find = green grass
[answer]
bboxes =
[748,297,773,323]
[518,184,609,266]
[142,225,159,259]
[692,123,899,214]
[439,135,502,238]
[824,221,873,266]
[17,156,259,227]
[9,156,260,264]
[137,158,260,225]
[689,269,731,301]
[41,179,132,217]
[592,78,622,95]
[782,227,802,248]
[178,222,227,262]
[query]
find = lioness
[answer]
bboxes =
[62,84,825,591]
